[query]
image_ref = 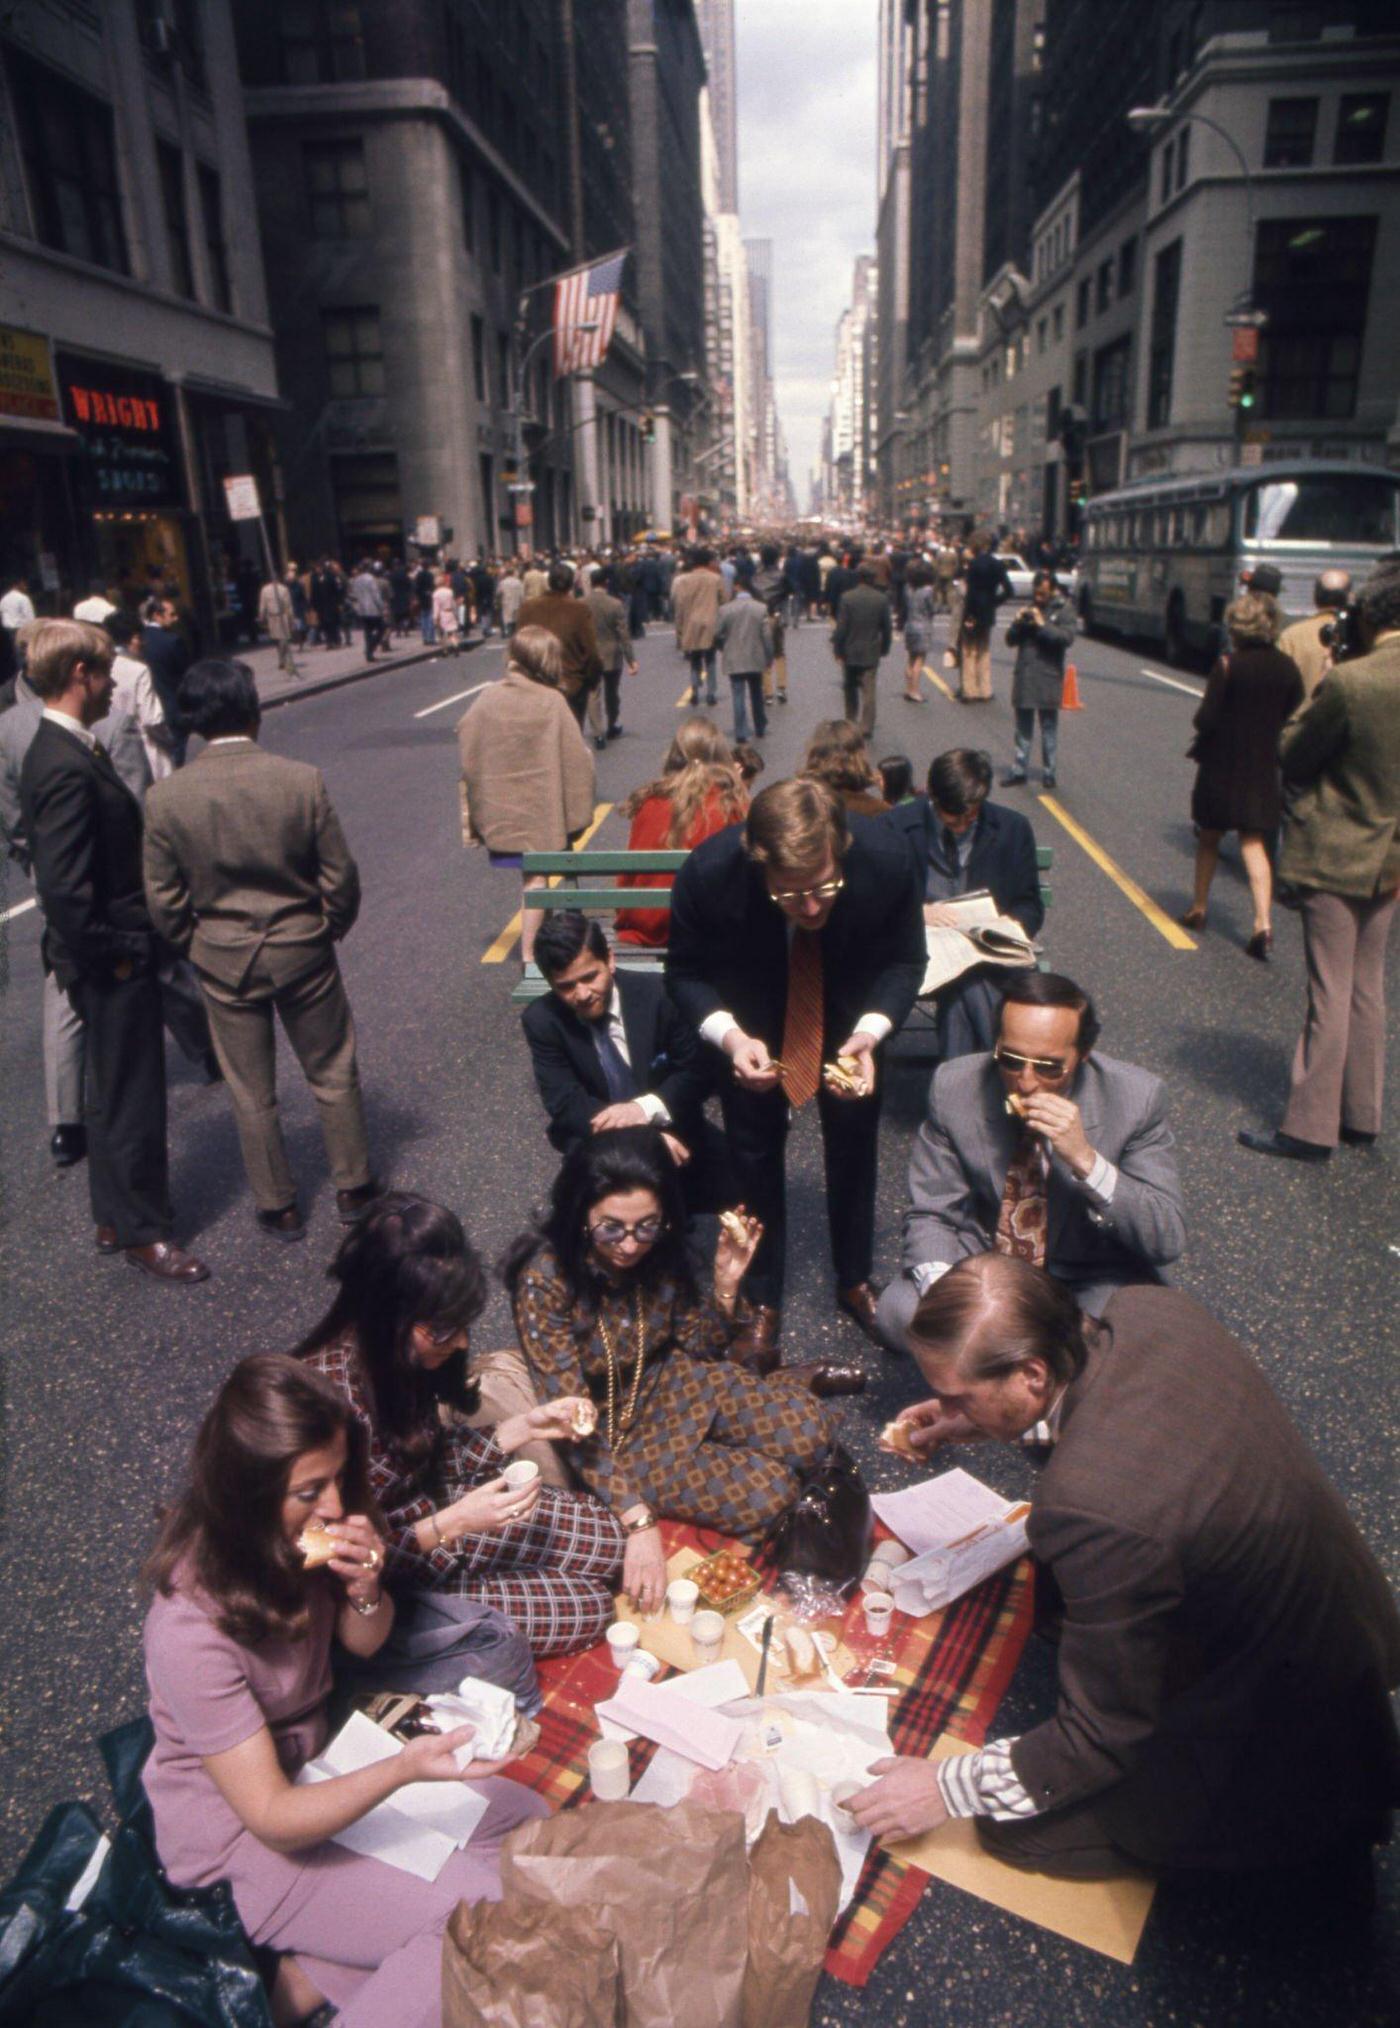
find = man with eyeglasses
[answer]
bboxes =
[667,776,926,1378]
[876,971,1185,1356]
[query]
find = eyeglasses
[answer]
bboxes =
[995,1047,1070,1078]
[768,876,845,906]
[588,1216,667,1247]
[422,1320,469,1348]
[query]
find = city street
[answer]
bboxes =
[2,614,1394,2026]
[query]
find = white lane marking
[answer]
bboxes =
[1139,665,1205,699]
[414,681,491,719]
[2,897,37,923]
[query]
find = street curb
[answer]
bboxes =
[258,638,484,712]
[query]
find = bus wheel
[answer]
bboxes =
[1164,595,1187,667]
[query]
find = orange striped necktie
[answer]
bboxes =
[780,929,823,1108]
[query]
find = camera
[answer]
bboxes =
[1318,606,1363,661]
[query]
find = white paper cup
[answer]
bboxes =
[605,1622,640,1668]
[622,1650,661,1682]
[690,1609,725,1662]
[666,1578,700,1625]
[862,1563,894,1596]
[829,1780,864,1813]
[778,1766,820,1822]
[588,1738,631,1801]
[876,1541,913,1570]
[863,1589,895,1637]
[503,1459,540,1492]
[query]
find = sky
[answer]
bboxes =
[734,0,878,497]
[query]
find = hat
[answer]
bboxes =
[1245,564,1282,596]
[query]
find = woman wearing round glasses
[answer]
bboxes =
[297,1193,626,1664]
[505,1127,838,1615]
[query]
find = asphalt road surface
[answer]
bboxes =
[1,610,1395,2026]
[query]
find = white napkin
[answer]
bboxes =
[426,1675,518,1763]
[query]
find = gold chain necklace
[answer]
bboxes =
[598,1288,647,1451]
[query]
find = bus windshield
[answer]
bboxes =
[1241,474,1399,548]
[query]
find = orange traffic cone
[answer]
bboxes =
[1061,661,1083,711]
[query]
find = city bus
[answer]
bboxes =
[1075,460,1400,665]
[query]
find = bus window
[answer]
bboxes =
[1201,502,1230,548]
[1242,474,1400,547]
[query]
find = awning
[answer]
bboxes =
[0,416,80,453]
[177,375,292,413]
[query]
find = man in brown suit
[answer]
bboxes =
[850,1254,1400,1878]
[516,561,603,725]
[671,547,726,706]
[1278,569,1351,700]
[143,658,377,1240]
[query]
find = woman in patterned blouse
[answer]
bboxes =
[298,1194,625,1656]
[504,1128,838,1614]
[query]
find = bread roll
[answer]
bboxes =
[571,1397,598,1438]
[783,1625,819,1680]
[1005,1090,1029,1119]
[718,1209,749,1245]
[880,1417,920,1461]
[298,1521,336,1569]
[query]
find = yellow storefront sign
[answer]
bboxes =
[0,325,61,424]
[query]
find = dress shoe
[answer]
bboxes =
[1041,773,1056,788]
[1245,929,1272,963]
[836,1282,882,1343]
[1178,906,1207,931]
[257,1204,306,1242]
[729,1305,782,1374]
[125,1240,211,1283]
[607,723,623,740]
[1000,769,1028,787]
[593,735,607,751]
[1340,1127,1378,1147]
[51,1124,87,1166]
[787,1360,868,1399]
[95,1224,120,1253]
[1237,1128,1330,1164]
[336,1179,384,1224]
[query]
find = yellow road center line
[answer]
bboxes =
[1036,794,1197,952]
[923,666,955,701]
[481,803,614,963]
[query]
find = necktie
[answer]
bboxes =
[779,929,823,1108]
[995,1133,1048,1267]
[593,1020,637,1103]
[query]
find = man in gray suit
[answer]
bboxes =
[831,561,893,736]
[143,658,377,1241]
[583,570,636,749]
[876,971,1184,1354]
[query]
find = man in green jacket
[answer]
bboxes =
[1239,559,1400,1161]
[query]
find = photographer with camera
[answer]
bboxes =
[1279,569,1354,698]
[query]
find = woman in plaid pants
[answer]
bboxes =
[297,1193,625,1657]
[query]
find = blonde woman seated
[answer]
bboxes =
[801,718,890,818]
[613,714,748,947]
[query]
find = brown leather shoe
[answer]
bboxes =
[125,1241,211,1284]
[256,1204,306,1242]
[95,1224,120,1253]
[336,1179,383,1224]
[729,1305,782,1374]
[836,1282,882,1343]
[786,1360,868,1398]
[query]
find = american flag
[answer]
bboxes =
[552,251,627,376]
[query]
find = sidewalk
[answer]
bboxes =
[241,629,489,711]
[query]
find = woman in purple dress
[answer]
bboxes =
[142,1353,546,2028]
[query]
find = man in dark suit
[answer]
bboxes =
[852,1254,1400,1879]
[667,777,925,1376]
[517,562,603,726]
[18,620,208,1282]
[877,971,1185,1352]
[888,746,1044,1061]
[140,595,190,765]
[831,561,893,735]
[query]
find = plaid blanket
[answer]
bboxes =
[506,1522,1034,1989]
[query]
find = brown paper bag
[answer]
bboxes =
[742,1813,843,2028]
[441,1896,623,2028]
[502,1799,750,2028]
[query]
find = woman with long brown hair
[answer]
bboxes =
[613,714,748,947]
[141,1354,545,2028]
[800,719,890,817]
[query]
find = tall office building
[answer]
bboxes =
[875,0,913,519]
[695,0,739,212]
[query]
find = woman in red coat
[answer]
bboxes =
[614,716,748,947]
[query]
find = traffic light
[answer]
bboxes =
[1228,365,1257,410]
[640,411,656,444]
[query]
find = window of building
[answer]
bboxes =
[488,187,501,272]
[8,46,128,274]
[304,139,370,237]
[1175,124,1190,192]
[1253,215,1376,420]
[1159,139,1174,205]
[496,330,511,409]
[461,161,475,251]
[1334,93,1388,166]
[1147,239,1182,429]
[1046,383,1062,440]
[157,140,194,299]
[1076,277,1090,329]
[331,452,401,554]
[1118,236,1137,297]
[470,316,486,402]
[197,163,231,313]
[323,307,384,398]
[1037,317,1048,355]
[280,2,366,86]
[1052,301,1064,342]
[480,453,496,531]
[1095,259,1112,313]
[1091,335,1131,431]
[1264,98,1319,169]
[1072,351,1088,406]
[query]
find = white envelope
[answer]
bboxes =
[594,1676,743,1768]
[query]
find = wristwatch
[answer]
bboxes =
[623,1505,656,1534]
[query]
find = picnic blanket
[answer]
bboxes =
[505,1521,1035,1989]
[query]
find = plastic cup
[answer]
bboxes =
[667,1577,700,1626]
[503,1459,540,1492]
[690,1609,725,1663]
[588,1738,630,1801]
[622,1650,661,1682]
[863,1590,895,1638]
[606,1622,640,1669]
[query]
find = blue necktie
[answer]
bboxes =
[593,1022,636,1103]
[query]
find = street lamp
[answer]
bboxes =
[1126,105,1264,325]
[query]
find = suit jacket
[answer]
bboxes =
[19,715,153,987]
[142,738,360,991]
[516,594,603,699]
[522,970,710,1154]
[831,583,892,669]
[140,623,189,721]
[1,678,147,869]
[887,795,1045,938]
[665,818,926,1057]
[1277,634,1400,898]
[1013,1284,1400,1867]
[670,568,726,653]
[713,592,773,676]
[584,588,632,673]
[901,1051,1185,1309]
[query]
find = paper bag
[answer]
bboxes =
[502,1799,749,2028]
[442,1895,622,2027]
[742,1813,842,2028]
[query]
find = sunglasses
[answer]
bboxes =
[768,876,845,906]
[995,1047,1070,1078]
[588,1216,667,1247]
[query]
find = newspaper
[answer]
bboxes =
[920,889,1038,998]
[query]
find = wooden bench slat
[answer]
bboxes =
[532,889,672,911]
[521,851,687,874]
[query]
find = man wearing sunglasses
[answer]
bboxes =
[876,970,1185,1356]
[668,776,925,1375]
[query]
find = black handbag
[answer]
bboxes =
[763,1442,873,1593]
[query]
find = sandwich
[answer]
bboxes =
[297,1520,336,1569]
[880,1417,920,1462]
[822,1054,867,1096]
[718,1208,750,1246]
[1005,1090,1030,1120]
[782,1626,820,1681]
[571,1397,598,1439]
